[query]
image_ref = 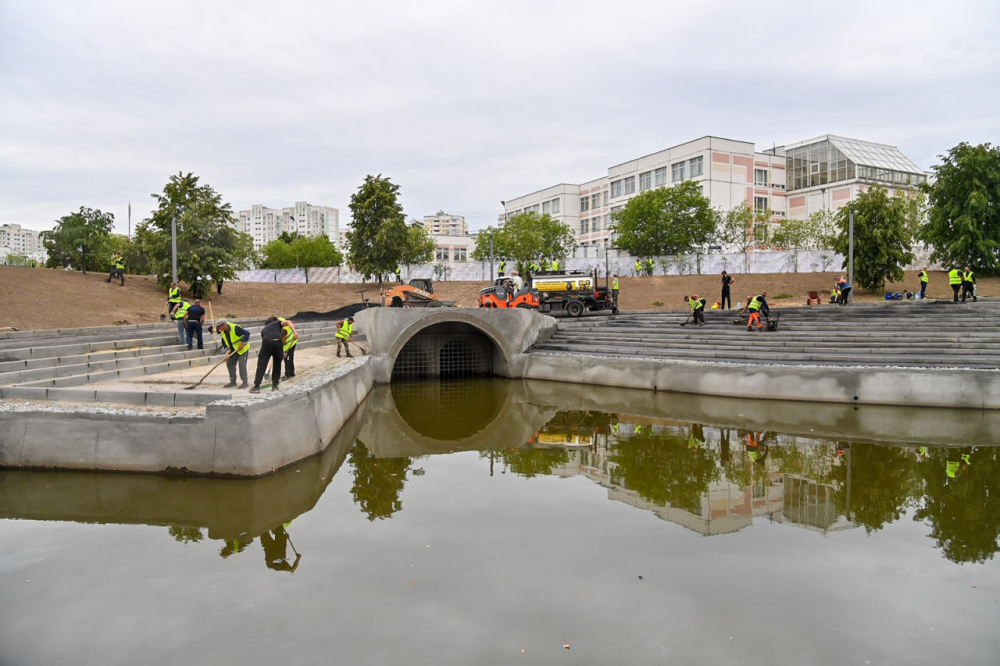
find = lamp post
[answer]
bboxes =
[848,208,855,305]
[171,215,178,284]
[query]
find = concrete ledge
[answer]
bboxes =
[0,358,373,476]
[523,353,1000,409]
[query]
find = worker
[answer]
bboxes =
[836,276,852,305]
[829,283,841,304]
[114,254,125,285]
[634,258,642,276]
[395,266,402,282]
[644,258,654,276]
[249,316,285,393]
[540,257,550,271]
[509,272,523,292]
[336,317,355,358]
[918,267,929,300]
[529,260,540,275]
[685,294,706,326]
[948,266,962,302]
[720,271,735,310]
[498,259,506,277]
[551,258,560,271]
[962,265,977,302]
[171,300,192,345]
[946,453,973,480]
[167,282,182,317]
[612,274,620,305]
[216,278,223,295]
[216,319,251,389]
[278,316,298,379]
[184,299,206,350]
[743,292,768,331]
[260,525,301,573]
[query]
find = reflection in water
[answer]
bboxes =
[2,379,999,566]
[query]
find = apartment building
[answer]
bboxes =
[501,134,926,256]
[423,210,468,236]
[0,223,46,263]
[235,202,340,251]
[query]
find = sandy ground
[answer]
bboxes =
[1,265,988,330]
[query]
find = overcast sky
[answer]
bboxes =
[1,0,998,235]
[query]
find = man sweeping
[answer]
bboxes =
[216,319,251,389]
[685,294,706,326]
[336,317,355,358]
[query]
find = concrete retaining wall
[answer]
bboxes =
[0,358,374,477]
[523,353,1000,410]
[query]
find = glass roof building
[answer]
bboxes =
[781,135,926,191]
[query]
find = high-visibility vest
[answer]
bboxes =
[114,257,124,270]
[278,317,298,352]
[173,301,191,320]
[336,320,353,341]
[689,297,704,310]
[498,261,506,273]
[963,270,974,282]
[221,326,250,356]
[168,287,181,303]
[551,260,560,271]
[748,295,763,312]
[948,269,962,285]
[612,277,619,291]
[919,271,928,283]
[635,260,642,272]
[530,262,540,272]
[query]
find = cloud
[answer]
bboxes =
[1,0,998,234]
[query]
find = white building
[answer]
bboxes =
[0,223,46,264]
[423,210,468,236]
[235,202,340,251]
[431,233,477,263]
[501,134,926,257]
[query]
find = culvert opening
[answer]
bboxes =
[392,322,496,380]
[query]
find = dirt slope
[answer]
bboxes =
[0,266,987,331]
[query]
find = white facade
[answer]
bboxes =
[431,233,477,263]
[502,134,924,257]
[0,223,46,264]
[235,202,340,251]
[423,210,468,236]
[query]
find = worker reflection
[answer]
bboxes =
[220,538,252,558]
[261,524,302,573]
[744,431,768,462]
[946,452,973,481]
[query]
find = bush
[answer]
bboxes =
[773,292,794,299]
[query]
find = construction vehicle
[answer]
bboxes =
[384,278,456,307]
[478,269,616,317]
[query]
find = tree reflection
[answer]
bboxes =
[610,427,719,514]
[168,526,204,543]
[915,447,1000,564]
[483,446,571,478]
[349,440,411,521]
[846,444,920,534]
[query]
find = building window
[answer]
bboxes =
[639,171,652,191]
[754,196,769,213]
[435,247,450,261]
[591,193,601,210]
[581,219,590,234]
[672,161,686,182]
[623,176,635,195]
[453,247,467,262]
[753,223,769,243]
[580,196,589,212]
[551,198,560,214]
[654,166,668,187]
[592,216,601,232]
[542,200,551,214]
[602,191,608,207]
[610,180,622,198]
[754,168,768,186]
[689,156,704,178]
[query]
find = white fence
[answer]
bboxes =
[235,247,940,284]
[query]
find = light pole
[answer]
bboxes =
[171,215,178,284]
[848,208,855,305]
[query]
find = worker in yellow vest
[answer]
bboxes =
[216,319,251,388]
[962,266,977,303]
[918,267,929,300]
[612,275,620,305]
[277,316,298,379]
[171,300,192,345]
[685,294,706,326]
[948,267,962,302]
[336,317,354,358]
[167,282,182,317]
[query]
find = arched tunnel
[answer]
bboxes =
[391,322,498,381]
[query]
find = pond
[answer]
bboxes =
[2,378,999,665]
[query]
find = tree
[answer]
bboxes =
[772,215,825,272]
[921,142,1000,273]
[349,441,411,521]
[400,223,435,270]
[346,175,409,281]
[260,234,343,269]
[611,181,717,258]
[474,212,575,275]
[830,186,915,292]
[42,206,115,274]
[143,172,256,297]
[470,226,503,262]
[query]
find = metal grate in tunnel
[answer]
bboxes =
[392,324,495,380]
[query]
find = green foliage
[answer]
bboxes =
[921,142,1000,273]
[142,172,256,297]
[831,186,915,292]
[847,445,920,535]
[2,252,31,266]
[401,223,436,267]
[349,441,410,521]
[260,234,343,269]
[612,181,717,257]
[772,216,823,251]
[346,175,409,281]
[713,202,756,255]
[772,292,794,299]
[471,213,576,275]
[42,206,116,274]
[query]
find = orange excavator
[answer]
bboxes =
[384,278,456,307]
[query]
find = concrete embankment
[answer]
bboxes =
[0,358,373,477]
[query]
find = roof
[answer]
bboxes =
[785,134,924,174]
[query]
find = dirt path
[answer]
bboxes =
[1,266,987,330]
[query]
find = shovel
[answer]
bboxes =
[184,356,228,390]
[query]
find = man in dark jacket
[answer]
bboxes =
[249,316,284,393]
[184,299,206,350]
